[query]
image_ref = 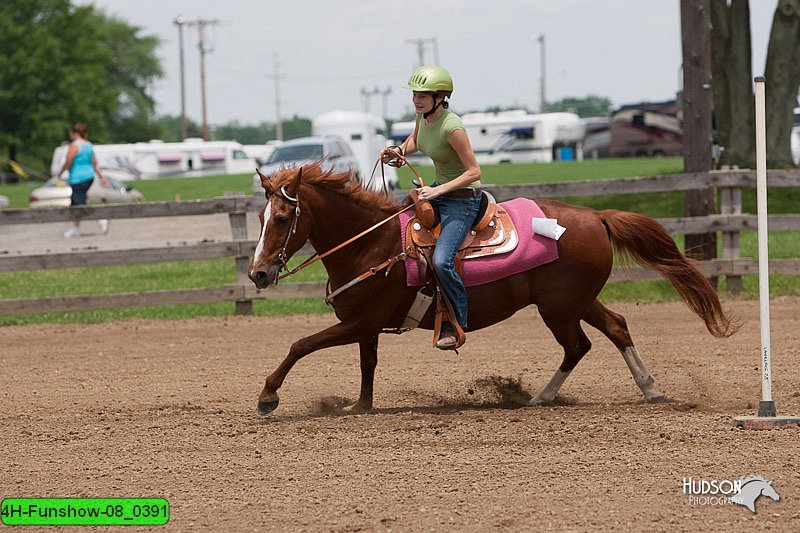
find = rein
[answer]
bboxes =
[275,151,425,283]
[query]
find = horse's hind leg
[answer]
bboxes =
[582,300,665,403]
[529,317,592,406]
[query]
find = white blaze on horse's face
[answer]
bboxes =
[254,201,271,263]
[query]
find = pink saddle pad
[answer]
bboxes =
[400,197,559,287]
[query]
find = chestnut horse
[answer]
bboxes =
[248,162,737,415]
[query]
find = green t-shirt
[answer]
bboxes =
[416,111,481,188]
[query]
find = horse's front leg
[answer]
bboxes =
[349,334,378,412]
[258,321,364,415]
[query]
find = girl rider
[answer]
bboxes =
[383,65,482,349]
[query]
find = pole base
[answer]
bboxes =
[758,400,776,417]
[733,415,800,430]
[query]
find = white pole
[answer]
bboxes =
[753,76,775,416]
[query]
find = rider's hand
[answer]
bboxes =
[381,145,403,165]
[416,185,440,201]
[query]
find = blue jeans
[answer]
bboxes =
[429,190,481,328]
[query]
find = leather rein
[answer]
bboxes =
[270,149,423,304]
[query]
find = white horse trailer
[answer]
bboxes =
[390,110,584,164]
[312,110,399,191]
[792,106,800,166]
[51,139,255,181]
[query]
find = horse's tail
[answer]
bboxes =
[599,209,739,338]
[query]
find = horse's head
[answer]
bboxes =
[248,167,311,289]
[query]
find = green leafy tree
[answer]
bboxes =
[96,13,164,143]
[0,0,163,169]
[213,121,273,144]
[547,96,612,117]
[155,114,203,142]
[280,115,312,140]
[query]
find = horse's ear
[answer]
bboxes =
[285,166,302,198]
[256,167,275,194]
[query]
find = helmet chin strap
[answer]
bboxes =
[423,94,449,119]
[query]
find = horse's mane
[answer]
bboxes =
[270,160,398,211]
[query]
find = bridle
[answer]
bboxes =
[275,185,301,275]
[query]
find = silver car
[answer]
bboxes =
[28,177,145,208]
[252,135,359,195]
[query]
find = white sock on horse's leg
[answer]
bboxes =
[529,368,570,406]
[620,346,663,401]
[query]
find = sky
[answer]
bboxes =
[77,0,778,126]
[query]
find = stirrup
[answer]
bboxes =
[433,318,466,351]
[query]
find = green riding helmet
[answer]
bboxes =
[405,65,453,94]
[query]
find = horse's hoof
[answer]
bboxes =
[257,399,279,415]
[527,396,552,407]
[646,395,667,404]
[346,402,372,413]
[257,395,280,415]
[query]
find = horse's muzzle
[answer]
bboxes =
[248,265,280,289]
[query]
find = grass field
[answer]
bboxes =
[1,157,798,326]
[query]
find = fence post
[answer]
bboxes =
[225,191,253,315]
[720,184,743,293]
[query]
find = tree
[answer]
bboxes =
[710,0,755,167]
[156,115,202,142]
[764,0,800,168]
[0,0,163,169]
[547,96,613,117]
[711,0,800,168]
[96,13,164,143]
[213,121,273,144]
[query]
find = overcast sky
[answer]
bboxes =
[77,0,778,125]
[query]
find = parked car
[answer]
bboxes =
[252,135,359,195]
[28,177,145,208]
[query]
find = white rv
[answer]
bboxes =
[792,106,800,166]
[243,140,282,166]
[312,110,399,190]
[390,110,584,164]
[51,139,255,181]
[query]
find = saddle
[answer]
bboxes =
[403,191,519,351]
[404,191,518,269]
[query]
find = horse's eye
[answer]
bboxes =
[274,216,288,226]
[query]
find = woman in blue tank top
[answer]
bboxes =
[57,122,110,238]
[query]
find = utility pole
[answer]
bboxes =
[537,34,547,113]
[187,18,219,141]
[360,86,379,113]
[173,15,188,140]
[405,38,438,66]
[680,0,717,274]
[379,86,392,119]
[271,51,283,141]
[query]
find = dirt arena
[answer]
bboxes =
[2,298,800,531]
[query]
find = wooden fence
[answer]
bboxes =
[1,169,799,316]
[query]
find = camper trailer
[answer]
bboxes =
[792,106,799,166]
[243,140,282,166]
[50,139,255,181]
[390,110,584,164]
[312,110,399,190]
[607,101,683,158]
